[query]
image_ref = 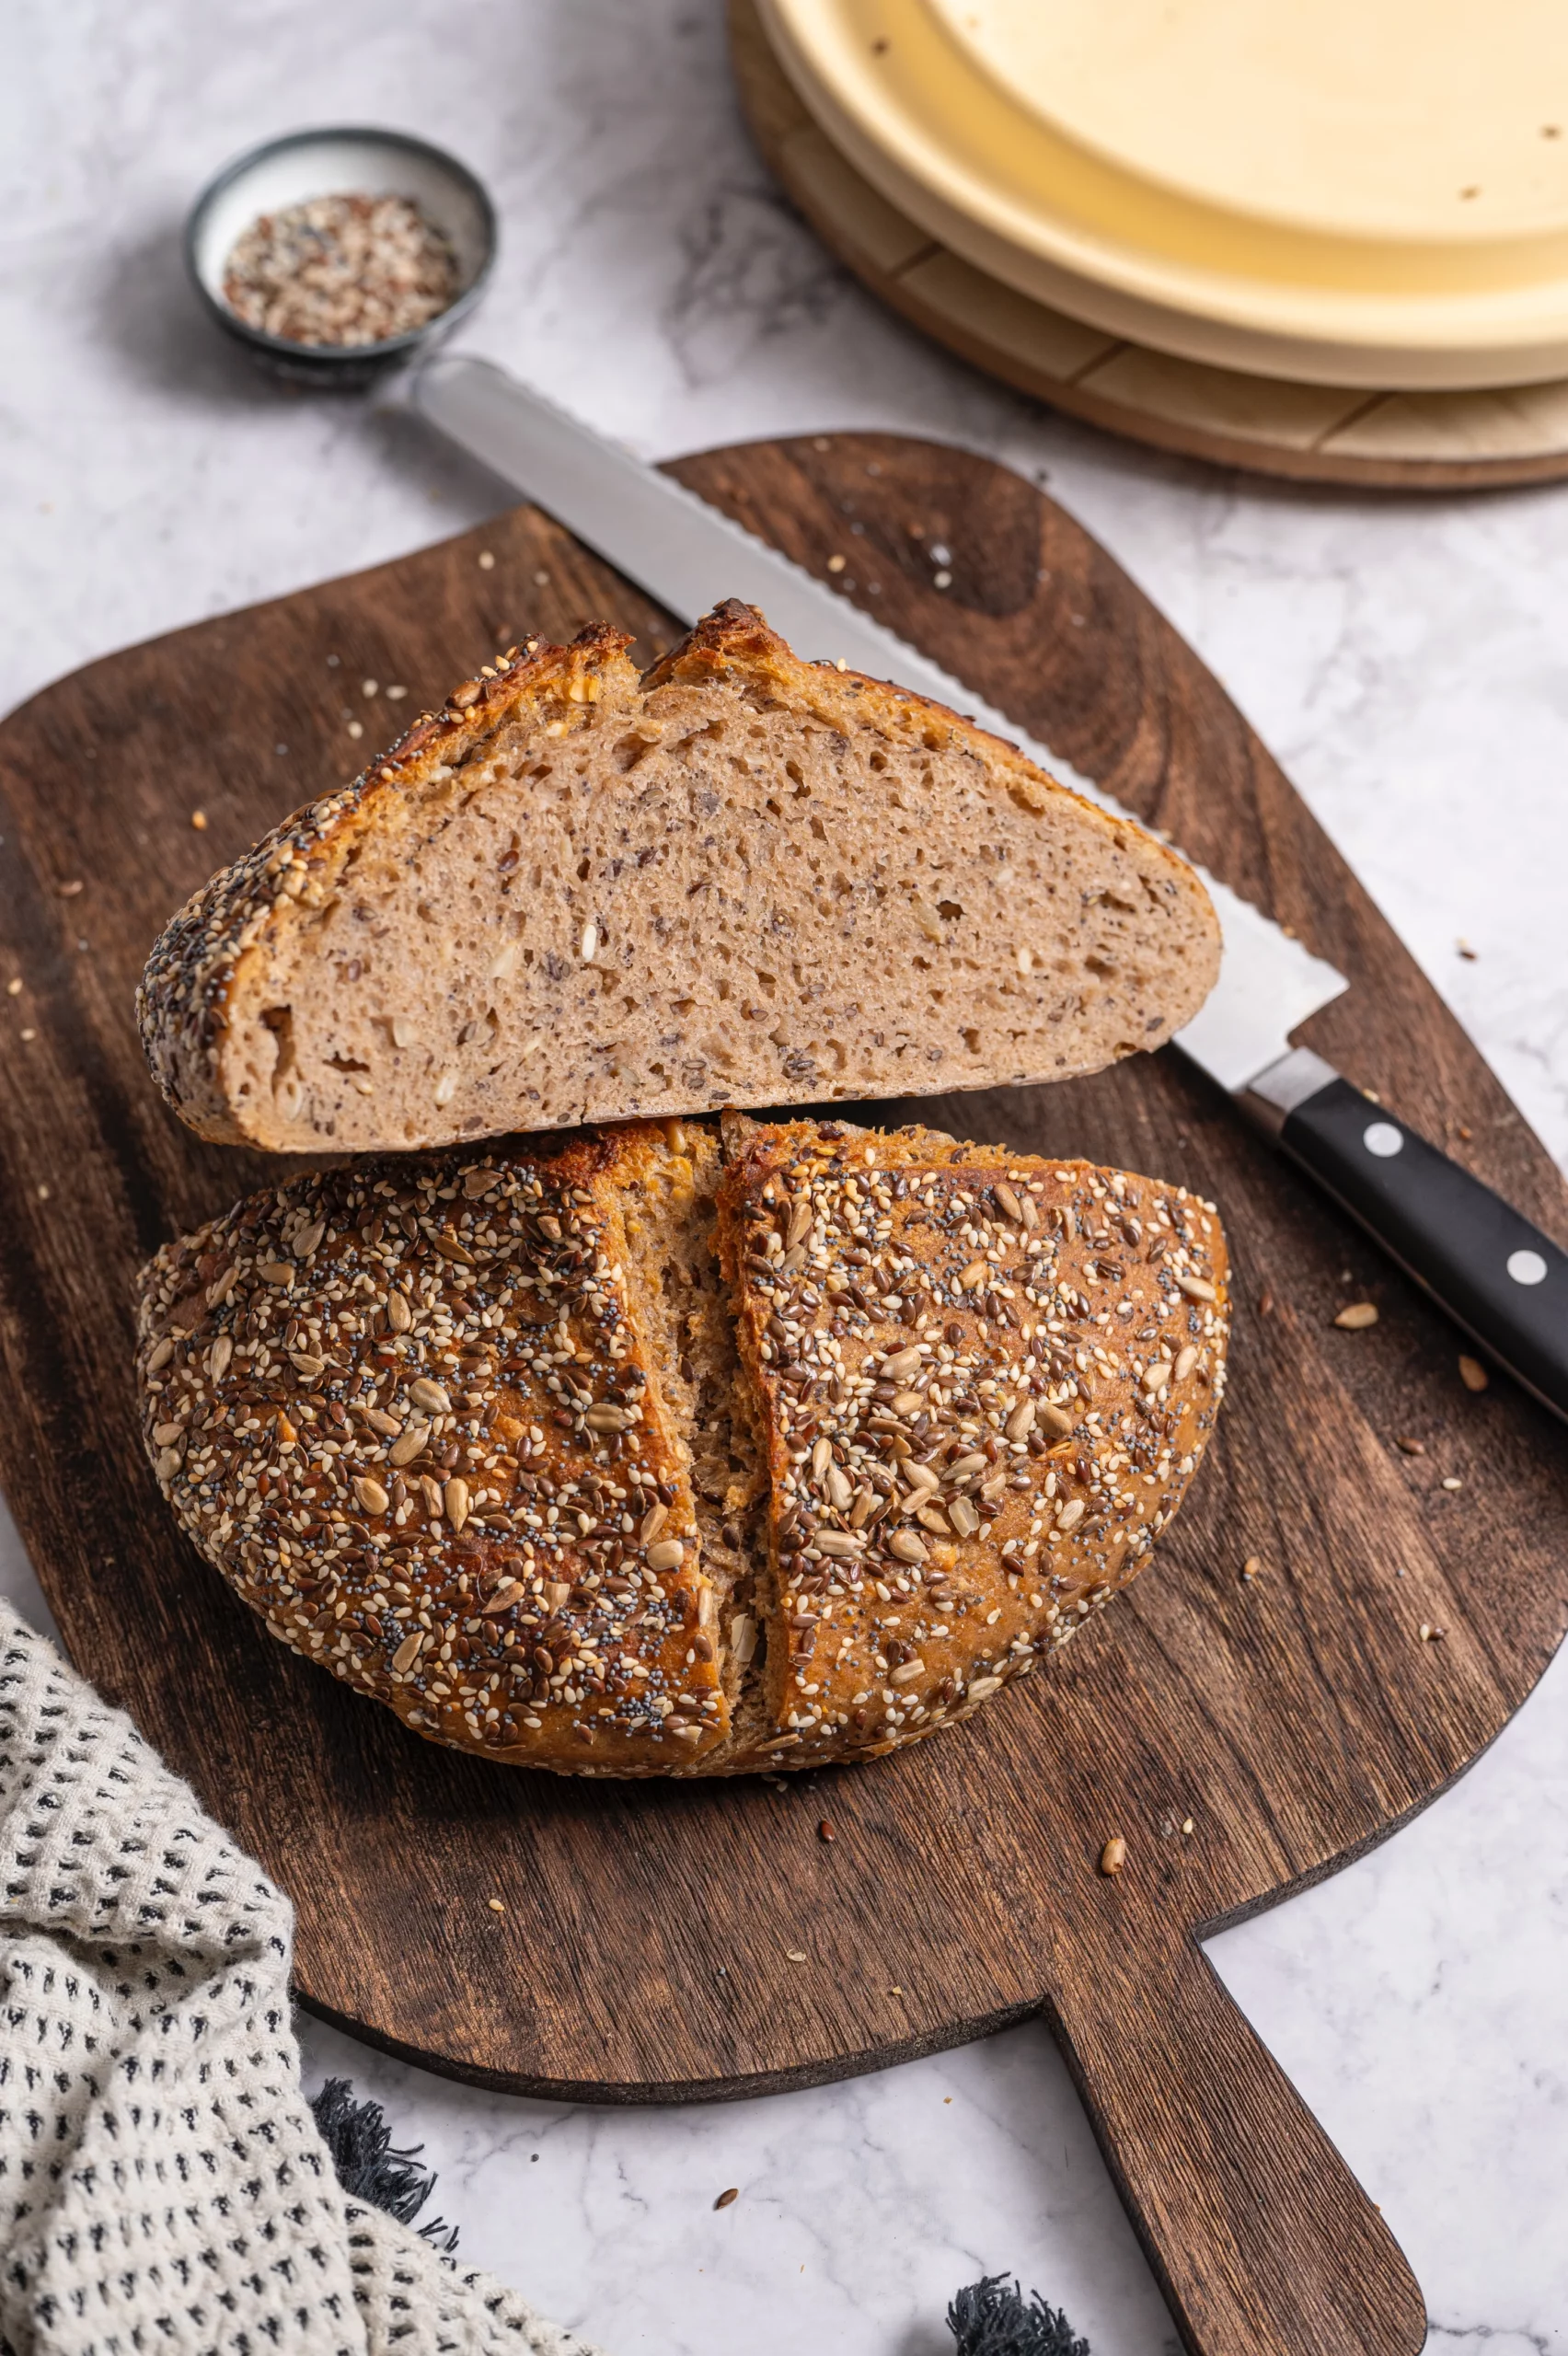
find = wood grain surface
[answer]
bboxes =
[730,0,1568,491]
[4,432,1566,2356]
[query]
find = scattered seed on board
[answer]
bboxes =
[714,2188,740,2210]
[1333,1301,1379,1330]
[1240,1556,1262,1582]
[1100,1834,1127,1876]
[1458,1355,1489,1392]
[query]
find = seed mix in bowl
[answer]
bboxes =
[222,193,459,349]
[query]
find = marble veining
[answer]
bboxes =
[2,0,1566,2347]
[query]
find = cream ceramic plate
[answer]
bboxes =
[760,0,1568,387]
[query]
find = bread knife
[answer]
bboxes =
[409,352,1568,1421]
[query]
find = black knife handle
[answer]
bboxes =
[1242,1052,1568,1420]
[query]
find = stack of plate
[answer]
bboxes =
[734,0,1568,487]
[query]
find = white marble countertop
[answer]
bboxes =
[2,4,1566,2350]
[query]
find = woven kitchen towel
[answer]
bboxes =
[0,1601,603,2356]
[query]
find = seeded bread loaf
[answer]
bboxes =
[135,1113,1229,1775]
[136,600,1219,1154]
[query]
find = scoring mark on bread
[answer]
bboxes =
[134,1114,1229,1779]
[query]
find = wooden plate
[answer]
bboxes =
[761,0,1568,388]
[3,433,1566,2355]
[733,0,1568,488]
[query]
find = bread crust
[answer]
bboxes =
[136,601,1219,1152]
[136,1113,1229,1777]
[135,1122,732,1774]
[715,1114,1229,1765]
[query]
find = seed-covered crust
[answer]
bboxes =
[715,1115,1230,1767]
[134,1125,731,1774]
[135,599,1219,1154]
[135,1114,1229,1777]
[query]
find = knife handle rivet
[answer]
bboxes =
[1506,1249,1549,1287]
[1363,1121,1404,1159]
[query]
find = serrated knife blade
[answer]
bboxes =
[409,353,1568,1420]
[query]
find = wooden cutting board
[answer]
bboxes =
[2,433,1565,2356]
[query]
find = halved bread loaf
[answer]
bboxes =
[137,601,1219,1153]
[135,1113,1229,1775]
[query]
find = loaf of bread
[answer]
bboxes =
[135,1112,1229,1774]
[136,601,1219,1155]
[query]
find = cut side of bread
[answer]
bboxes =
[138,600,1219,1153]
[136,1113,1229,1776]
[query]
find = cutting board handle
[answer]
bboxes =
[1043,1899,1426,2355]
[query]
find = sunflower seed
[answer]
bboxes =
[1056,1498,1086,1532]
[881,1345,923,1380]
[294,1220,325,1259]
[888,1657,927,1686]
[364,1408,402,1438]
[1176,1274,1216,1302]
[887,1530,928,1565]
[646,1539,685,1571]
[392,1630,426,1673]
[386,1290,412,1334]
[1173,1345,1198,1381]
[409,1377,452,1413]
[444,1476,470,1530]
[948,1496,980,1538]
[354,1476,390,1515]
[815,1531,865,1558]
[585,1403,628,1432]
[208,1334,234,1381]
[1004,1398,1035,1440]
[994,1183,1024,1224]
[388,1421,432,1466]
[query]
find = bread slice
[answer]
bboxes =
[137,601,1219,1153]
[135,1114,1229,1775]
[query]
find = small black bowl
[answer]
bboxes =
[185,124,497,389]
